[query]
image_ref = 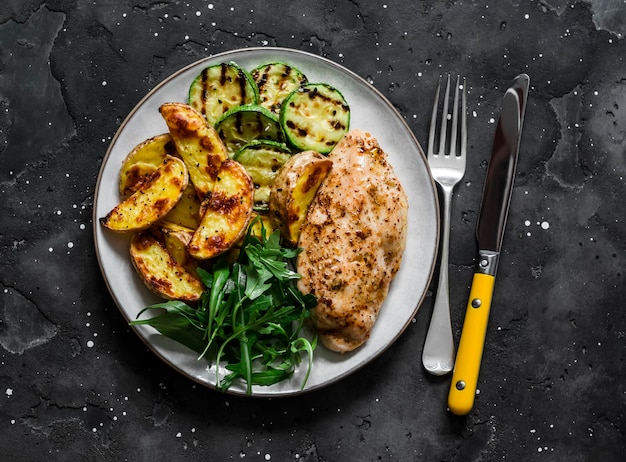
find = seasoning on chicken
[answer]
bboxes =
[296,130,409,353]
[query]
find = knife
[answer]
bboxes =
[447,74,530,416]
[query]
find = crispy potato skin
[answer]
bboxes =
[100,155,188,232]
[159,102,228,200]
[130,230,204,302]
[269,150,333,246]
[188,159,254,260]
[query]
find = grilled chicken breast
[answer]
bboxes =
[296,130,409,352]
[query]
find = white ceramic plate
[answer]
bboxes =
[93,47,439,396]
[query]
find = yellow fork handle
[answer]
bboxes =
[448,272,496,415]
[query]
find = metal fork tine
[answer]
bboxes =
[427,76,442,157]
[438,74,451,157]
[449,75,461,157]
[460,77,467,159]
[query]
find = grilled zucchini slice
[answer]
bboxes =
[233,140,292,209]
[100,155,188,232]
[187,159,254,260]
[251,62,308,114]
[188,62,259,125]
[130,229,204,302]
[214,104,286,156]
[280,83,350,154]
[159,102,228,200]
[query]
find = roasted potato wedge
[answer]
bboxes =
[118,133,176,196]
[117,135,201,229]
[160,102,228,200]
[159,222,199,276]
[130,230,204,302]
[100,155,188,232]
[163,183,202,230]
[188,159,254,260]
[269,150,333,246]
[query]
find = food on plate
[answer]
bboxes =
[162,184,203,230]
[118,133,177,196]
[102,58,414,392]
[131,226,317,394]
[251,62,308,114]
[130,229,204,302]
[188,62,259,125]
[269,150,333,246]
[187,159,255,260]
[160,222,200,276]
[233,140,293,208]
[116,134,202,229]
[225,212,277,262]
[214,104,286,156]
[100,155,188,232]
[280,83,350,154]
[296,129,409,353]
[159,102,228,200]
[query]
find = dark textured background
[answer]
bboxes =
[1,1,624,460]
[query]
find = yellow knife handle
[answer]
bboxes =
[448,272,496,415]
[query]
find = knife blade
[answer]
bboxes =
[448,74,530,415]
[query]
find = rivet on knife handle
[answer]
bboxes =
[447,271,495,415]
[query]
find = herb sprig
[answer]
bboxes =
[131,223,318,394]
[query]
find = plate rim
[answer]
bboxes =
[93,46,440,397]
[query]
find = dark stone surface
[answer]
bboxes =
[1,1,624,460]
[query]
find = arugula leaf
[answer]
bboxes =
[132,304,206,354]
[129,222,317,394]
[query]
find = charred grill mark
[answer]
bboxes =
[236,69,247,101]
[200,68,209,115]
[254,66,269,88]
[303,87,349,115]
[255,112,264,135]
[219,63,228,86]
[330,119,346,131]
[236,111,244,135]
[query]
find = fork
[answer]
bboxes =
[422,74,467,376]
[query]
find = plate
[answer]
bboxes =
[93,47,439,396]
